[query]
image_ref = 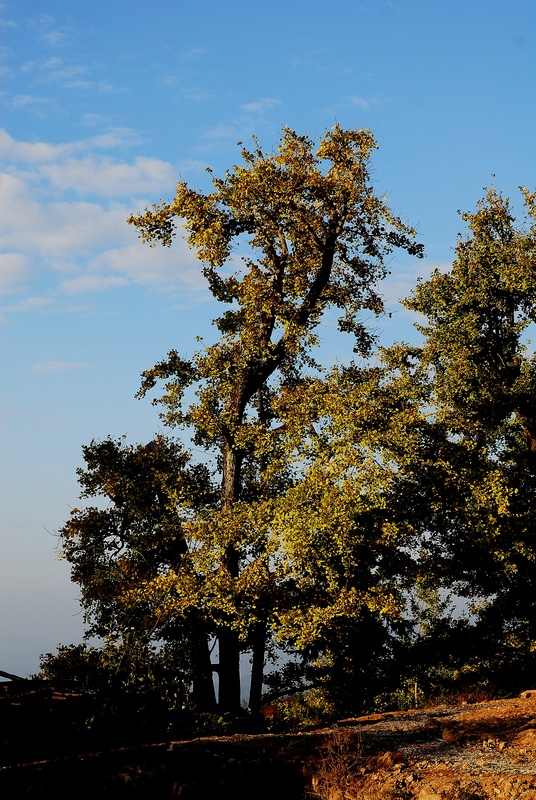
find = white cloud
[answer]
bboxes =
[346,94,385,111]
[204,123,237,143]
[0,127,145,164]
[180,47,205,61]
[176,158,212,178]
[59,274,130,294]
[88,240,204,292]
[1,296,53,316]
[161,75,215,103]
[0,174,134,255]
[379,260,442,317]
[0,129,209,306]
[79,113,109,127]
[86,128,143,149]
[36,57,89,85]
[39,30,67,47]
[240,98,280,114]
[11,94,51,109]
[0,252,31,295]
[0,129,70,162]
[348,96,370,111]
[40,155,176,197]
[30,361,89,373]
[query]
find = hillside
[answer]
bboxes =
[3,685,536,798]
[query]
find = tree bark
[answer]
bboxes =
[217,439,243,713]
[248,386,269,713]
[190,632,217,712]
[217,626,241,712]
[248,620,266,713]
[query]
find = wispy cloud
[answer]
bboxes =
[31,56,90,88]
[33,14,71,49]
[346,94,385,111]
[199,98,282,152]
[240,98,280,114]
[0,173,135,256]
[39,29,68,48]
[3,296,53,313]
[79,113,111,127]
[348,96,371,111]
[0,127,145,164]
[180,47,205,61]
[0,129,71,162]
[161,74,215,102]
[88,240,204,293]
[59,274,130,294]
[204,123,237,142]
[0,252,31,294]
[87,128,143,149]
[0,18,17,31]
[40,155,176,196]
[0,129,206,307]
[30,361,89,373]
[379,260,443,318]
[11,94,51,109]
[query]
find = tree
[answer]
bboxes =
[58,142,536,714]
[37,638,194,744]
[59,436,218,711]
[398,187,536,693]
[121,126,422,710]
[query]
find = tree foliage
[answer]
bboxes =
[54,125,423,716]
[47,127,536,726]
[395,187,536,694]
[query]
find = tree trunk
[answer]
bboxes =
[248,620,266,713]
[217,439,243,713]
[248,386,269,714]
[190,632,217,712]
[217,626,241,712]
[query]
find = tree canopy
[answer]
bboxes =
[45,127,536,729]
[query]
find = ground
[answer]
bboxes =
[2,685,536,798]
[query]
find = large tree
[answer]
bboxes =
[128,125,423,712]
[60,126,423,715]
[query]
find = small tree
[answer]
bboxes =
[59,435,218,710]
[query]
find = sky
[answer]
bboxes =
[1,0,535,678]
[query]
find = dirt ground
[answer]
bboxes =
[3,689,536,798]
[318,691,536,798]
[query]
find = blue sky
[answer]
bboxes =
[1,0,535,677]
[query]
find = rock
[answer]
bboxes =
[417,788,442,800]
[376,751,395,768]
[514,728,536,750]
[442,725,462,743]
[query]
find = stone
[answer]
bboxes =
[442,725,462,743]
[376,751,395,768]
[417,788,442,800]
[514,728,536,750]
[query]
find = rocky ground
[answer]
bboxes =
[322,691,536,798]
[2,686,536,798]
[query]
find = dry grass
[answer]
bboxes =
[310,729,365,800]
